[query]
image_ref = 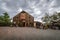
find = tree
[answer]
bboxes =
[41,12,60,29]
[0,12,11,26]
[41,13,50,28]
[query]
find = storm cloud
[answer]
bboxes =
[0,0,60,22]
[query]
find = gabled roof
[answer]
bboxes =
[13,10,34,18]
[20,11,27,13]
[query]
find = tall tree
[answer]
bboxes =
[0,12,11,26]
[41,12,60,28]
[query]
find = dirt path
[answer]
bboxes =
[0,27,60,40]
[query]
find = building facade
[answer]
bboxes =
[34,21,43,29]
[13,11,34,27]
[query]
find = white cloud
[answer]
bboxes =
[18,8,22,12]
[34,18,43,22]
[1,3,11,12]
[34,10,41,15]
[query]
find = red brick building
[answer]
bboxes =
[13,11,34,27]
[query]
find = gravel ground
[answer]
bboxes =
[0,27,60,40]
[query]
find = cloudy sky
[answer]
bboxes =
[0,0,60,22]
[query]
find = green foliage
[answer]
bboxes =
[42,13,49,22]
[0,12,11,26]
[41,12,60,27]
